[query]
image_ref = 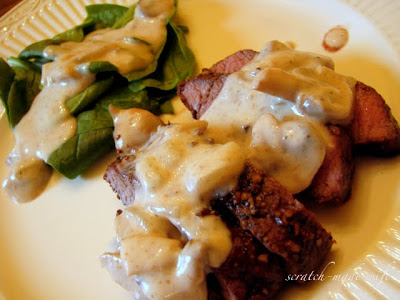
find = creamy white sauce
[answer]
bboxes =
[249,114,326,193]
[102,40,357,299]
[3,0,175,203]
[110,105,162,154]
[102,119,245,300]
[3,78,92,203]
[202,40,356,193]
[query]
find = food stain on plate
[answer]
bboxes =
[322,25,349,52]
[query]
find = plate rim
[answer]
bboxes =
[0,0,400,299]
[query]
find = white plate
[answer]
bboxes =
[1,0,400,299]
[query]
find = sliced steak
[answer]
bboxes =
[210,199,285,299]
[104,157,333,296]
[212,227,285,300]
[178,50,400,156]
[221,164,334,277]
[177,49,400,206]
[208,49,258,74]
[298,125,354,204]
[178,72,227,119]
[352,81,400,155]
[178,49,257,119]
[103,155,138,206]
[104,156,288,299]
[207,274,225,300]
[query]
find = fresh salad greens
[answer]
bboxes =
[0,3,195,179]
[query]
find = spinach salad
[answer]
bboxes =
[0,2,194,180]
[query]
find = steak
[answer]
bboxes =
[104,156,333,299]
[208,49,258,74]
[210,198,285,299]
[298,125,354,204]
[178,50,400,151]
[177,50,257,119]
[103,47,398,298]
[177,49,400,204]
[352,81,400,155]
[104,155,137,206]
[178,72,227,119]
[104,155,333,300]
[212,226,285,300]
[220,164,333,277]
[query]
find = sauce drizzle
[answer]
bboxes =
[3,0,175,203]
[101,119,244,299]
[102,40,357,299]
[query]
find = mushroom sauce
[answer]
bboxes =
[102,120,244,299]
[101,41,356,299]
[202,41,356,193]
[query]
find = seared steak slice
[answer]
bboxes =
[104,156,288,298]
[104,157,333,296]
[209,49,258,74]
[178,72,227,119]
[212,227,285,300]
[221,164,334,277]
[178,49,400,206]
[178,50,400,155]
[210,200,284,299]
[178,69,355,204]
[352,81,400,155]
[178,49,257,119]
[298,125,354,204]
[207,274,225,300]
[103,155,138,206]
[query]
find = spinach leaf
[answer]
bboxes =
[0,58,16,126]
[0,57,41,128]
[7,81,26,127]
[47,107,114,179]
[18,4,129,63]
[49,83,166,179]
[122,58,161,82]
[8,72,41,127]
[23,69,41,106]
[18,19,95,63]
[85,4,129,29]
[52,20,94,42]
[19,40,60,62]
[98,85,161,114]
[160,99,174,114]
[119,4,178,82]
[66,76,114,115]
[129,21,195,92]
[121,36,167,82]
[7,56,41,73]
[111,5,136,29]
[87,61,118,73]
[8,58,41,101]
